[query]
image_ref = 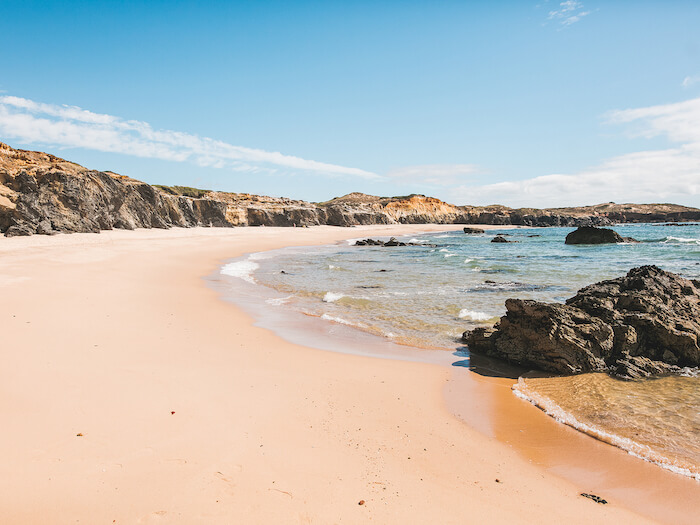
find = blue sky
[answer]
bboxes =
[1,0,699,207]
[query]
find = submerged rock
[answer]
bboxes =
[463,266,700,378]
[353,237,436,247]
[565,226,637,244]
[491,235,511,243]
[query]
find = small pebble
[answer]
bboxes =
[358,500,365,506]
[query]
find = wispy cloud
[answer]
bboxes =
[387,164,482,186]
[0,95,379,179]
[547,1,591,27]
[450,97,700,207]
[682,75,700,89]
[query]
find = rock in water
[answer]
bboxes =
[463,227,485,234]
[463,266,700,378]
[565,226,633,244]
[491,235,510,243]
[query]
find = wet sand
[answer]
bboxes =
[0,225,676,524]
[446,356,700,525]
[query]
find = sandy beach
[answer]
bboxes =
[0,225,692,524]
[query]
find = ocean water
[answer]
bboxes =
[221,223,700,479]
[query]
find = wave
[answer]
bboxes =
[320,313,365,327]
[664,236,700,245]
[642,236,700,245]
[265,296,293,306]
[221,258,260,284]
[458,309,493,321]
[248,251,277,261]
[465,281,561,293]
[512,379,700,481]
[323,292,345,303]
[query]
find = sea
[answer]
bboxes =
[219,223,700,480]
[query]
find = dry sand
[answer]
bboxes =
[0,225,686,524]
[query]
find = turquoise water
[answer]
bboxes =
[243,223,700,349]
[221,223,700,479]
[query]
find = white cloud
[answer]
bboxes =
[387,164,482,186]
[451,96,700,208]
[547,1,591,27]
[682,75,700,89]
[0,95,379,179]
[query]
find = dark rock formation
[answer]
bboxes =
[463,266,700,378]
[491,235,512,243]
[353,237,433,247]
[463,227,485,234]
[565,226,627,244]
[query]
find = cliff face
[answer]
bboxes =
[1,142,698,236]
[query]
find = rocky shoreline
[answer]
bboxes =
[463,266,700,379]
[2,142,699,236]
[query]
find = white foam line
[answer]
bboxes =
[512,379,699,480]
[323,292,345,303]
[221,258,260,284]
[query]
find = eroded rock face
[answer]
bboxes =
[2,143,700,236]
[463,266,700,378]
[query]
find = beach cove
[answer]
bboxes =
[0,225,697,524]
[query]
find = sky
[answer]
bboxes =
[1,0,699,208]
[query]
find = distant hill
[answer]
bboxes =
[1,142,698,236]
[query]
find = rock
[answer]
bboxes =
[565,226,632,244]
[4,223,34,236]
[35,219,56,235]
[463,266,700,378]
[384,237,400,247]
[491,235,510,243]
[354,237,432,247]
[580,493,607,504]
[463,227,485,234]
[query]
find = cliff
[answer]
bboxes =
[1,142,699,236]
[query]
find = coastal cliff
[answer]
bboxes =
[1,142,699,236]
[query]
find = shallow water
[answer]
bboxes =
[222,223,700,479]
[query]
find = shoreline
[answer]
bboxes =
[215,226,700,524]
[0,225,690,524]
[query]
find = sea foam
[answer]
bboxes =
[323,292,345,303]
[512,379,700,480]
[221,259,260,284]
[458,309,492,321]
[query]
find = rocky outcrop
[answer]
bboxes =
[491,235,512,243]
[353,237,434,247]
[565,226,629,244]
[2,143,699,236]
[463,227,485,234]
[463,266,700,379]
